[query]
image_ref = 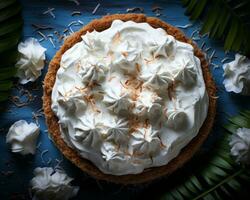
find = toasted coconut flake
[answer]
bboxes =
[113,31,121,44]
[176,23,193,29]
[71,11,81,16]
[92,3,101,15]
[122,51,128,57]
[126,7,144,13]
[135,63,141,73]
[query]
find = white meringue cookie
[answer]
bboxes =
[51,20,208,175]
[30,167,79,200]
[16,38,46,84]
[6,120,39,155]
[223,54,250,95]
[130,126,161,157]
[229,128,250,164]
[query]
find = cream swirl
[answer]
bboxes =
[139,63,173,91]
[133,88,162,120]
[57,89,87,117]
[74,113,102,148]
[82,30,106,56]
[103,117,129,143]
[110,39,142,73]
[149,36,176,58]
[101,141,130,173]
[79,58,106,84]
[51,20,208,175]
[103,81,132,114]
[129,126,161,158]
[172,58,197,87]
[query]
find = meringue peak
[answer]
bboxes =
[140,63,173,90]
[130,126,161,158]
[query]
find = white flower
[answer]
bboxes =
[30,167,79,200]
[229,127,250,164]
[223,54,250,95]
[6,120,40,155]
[16,38,46,84]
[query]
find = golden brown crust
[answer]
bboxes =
[43,14,217,185]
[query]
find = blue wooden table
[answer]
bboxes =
[1,0,250,199]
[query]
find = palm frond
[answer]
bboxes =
[182,0,250,55]
[160,110,250,200]
[0,0,22,102]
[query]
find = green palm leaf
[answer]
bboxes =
[0,2,21,23]
[160,111,250,200]
[182,0,250,55]
[0,0,23,102]
[0,0,16,10]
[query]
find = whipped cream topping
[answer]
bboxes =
[6,120,40,155]
[30,167,79,200]
[223,54,250,95]
[16,38,46,84]
[229,128,250,165]
[51,20,208,175]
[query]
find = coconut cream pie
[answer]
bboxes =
[43,14,216,184]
